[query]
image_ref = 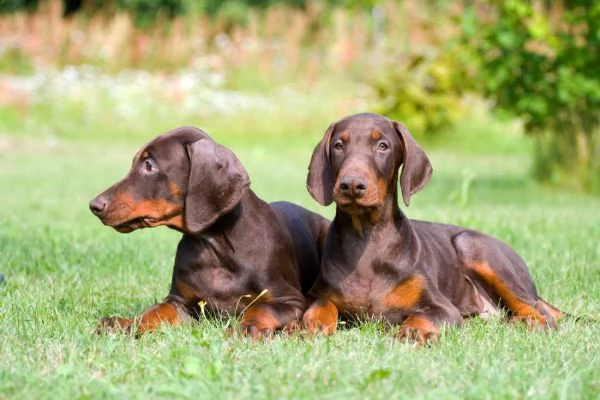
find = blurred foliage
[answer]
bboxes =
[0,0,37,13]
[0,47,33,74]
[0,0,183,20]
[374,47,472,136]
[460,0,600,193]
[374,1,473,136]
[0,0,384,24]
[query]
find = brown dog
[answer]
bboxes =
[302,112,563,343]
[90,127,329,338]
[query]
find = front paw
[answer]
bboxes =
[301,299,339,335]
[302,318,337,335]
[397,315,440,345]
[225,323,276,340]
[95,316,133,335]
[281,319,303,335]
[240,323,276,340]
[397,325,439,345]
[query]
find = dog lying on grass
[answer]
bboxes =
[90,127,328,338]
[302,112,563,343]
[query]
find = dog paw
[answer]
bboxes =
[397,326,440,345]
[226,322,275,340]
[281,320,303,335]
[94,316,133,335]
[228,323,274,340]
[302,318,337,335]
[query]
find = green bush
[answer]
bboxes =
[460,1,600,193]
[373,47,471,137]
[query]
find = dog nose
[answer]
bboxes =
[89,197,107,216]
[339,175,367,198]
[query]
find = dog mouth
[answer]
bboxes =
[97,204,182,233]
[112,217,153,233]
[110,213,182,233]
[102,217,156,233]
[333,192,381,210]
[334,197,381,214]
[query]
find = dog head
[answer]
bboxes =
[307,112,432,213]
[89,127,250,234]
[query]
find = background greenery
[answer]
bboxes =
[1,0,599,398]
[459,0,600,193]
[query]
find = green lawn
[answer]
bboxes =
[1,113,599,399]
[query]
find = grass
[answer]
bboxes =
[1,1,598,397]
[1,107,600,399]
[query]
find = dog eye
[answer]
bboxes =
[333,140,344,151]
[144,159,157,172]
[377,142,389,151]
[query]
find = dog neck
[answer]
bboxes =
[185,189,268,248]
[335,190,406,236]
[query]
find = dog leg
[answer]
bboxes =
[237,302,304,340]
[96,302,187,335]
[302,298,339,335]
[453,231,560,329]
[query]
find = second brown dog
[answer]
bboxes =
[90,127,329,338]
[302,112,563,343]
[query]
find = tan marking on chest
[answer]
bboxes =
[383,275,425,310]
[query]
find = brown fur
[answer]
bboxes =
[304,112,563,343]
[90,127,329,337]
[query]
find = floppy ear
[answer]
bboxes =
[307,123,336,206]
[393,121,433,207]
[184,137,250,233]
